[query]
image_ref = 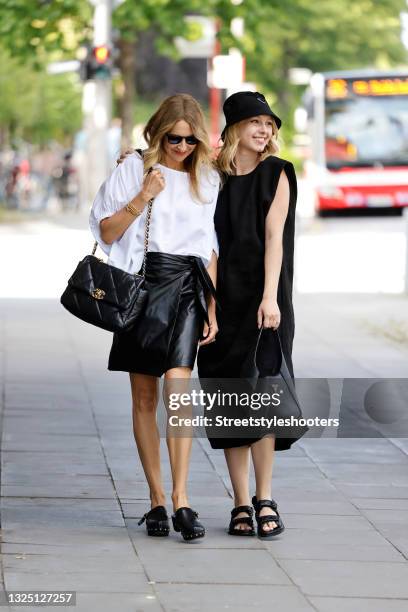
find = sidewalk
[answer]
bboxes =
[1,216,408,611]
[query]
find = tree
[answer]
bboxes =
[1,0,217,146]
[0,47,82,147]
[1,0,407,145]
[216,0,408,134]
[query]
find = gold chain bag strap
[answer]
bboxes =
[91,148,153,273]
[60,149,154,333]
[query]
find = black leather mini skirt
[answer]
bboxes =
[108,251,216,377]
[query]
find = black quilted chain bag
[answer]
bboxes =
[60,192,153,333]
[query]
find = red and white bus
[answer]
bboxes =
[301,70,408,214]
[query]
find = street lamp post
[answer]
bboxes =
[83,0,113,208]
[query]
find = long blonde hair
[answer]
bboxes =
[142,94,215,203]
[216,117,281,179]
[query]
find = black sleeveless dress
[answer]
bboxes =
[197,155,300,451]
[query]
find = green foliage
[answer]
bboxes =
[0,48,82,145]
[0,0,92,67]
[0,0,407,143]
[2,0,406,76]
[217,0,408,135]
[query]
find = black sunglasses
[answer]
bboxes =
[166,133,199,145]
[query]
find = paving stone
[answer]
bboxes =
[2,463,109,477]
[283,515,373,532]
[1,526,137,555]
[4,571,150,592]
[1,449,106,462]
[315,463,408,485]
[301,439,408,464]
[279,559,408,598]
[2,435,102,453]
[263,527,404,562]
[273,456,320,468]
[334,483,408,498]
[274,499,360,515]
[1,497,120,512]
[1,482,116,499]
[359,508,408,535]
[155,584,315,612]
[137,548,291,585]
[2,417,96,436]
[309,596,408,612]
[9,593,162,612]
[391,439,408,455]
[1,498,123,528]
[74,593,162,612]
[2,474,114,488]
[3,553,144,574]
[351,498,408,510]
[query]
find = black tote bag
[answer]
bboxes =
[240,327,309,440]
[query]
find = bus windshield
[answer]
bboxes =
[325,94,408,169]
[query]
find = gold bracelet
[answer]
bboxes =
[125,200,142,217]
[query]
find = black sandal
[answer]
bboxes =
[137,505,170,537]
[252,495,285,538]
[171,507,205,541]
[228,505,255,536]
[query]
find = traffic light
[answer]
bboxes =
[80,45,112,81]
[90,45,112,79]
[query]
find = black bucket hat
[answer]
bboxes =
[221,91,282,141]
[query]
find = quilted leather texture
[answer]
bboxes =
[60,255,147,332]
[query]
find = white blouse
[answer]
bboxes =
[89,152,220,273]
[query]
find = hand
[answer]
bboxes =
[199,318,218,346]
[257,297,280,330]
[141,167,165,201]
[116,149,134,165]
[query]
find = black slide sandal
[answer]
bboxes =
[252,496,285,539]
[228,505,255,536]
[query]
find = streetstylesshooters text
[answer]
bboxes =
[167,390,339,429]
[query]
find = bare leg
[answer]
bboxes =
[251,435,277,531]
[164,366,193,512]
[129,373,166,508]
[224,445,252,531]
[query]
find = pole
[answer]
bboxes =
[404,206,408,293]
[83,0,112,209]
[209,19,222,149]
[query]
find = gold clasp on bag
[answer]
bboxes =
[91,288,105,300]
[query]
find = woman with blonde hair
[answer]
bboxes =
[198,91,307,538]
[90,94,220,541]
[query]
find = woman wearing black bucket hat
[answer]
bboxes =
[197,90,307,538]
